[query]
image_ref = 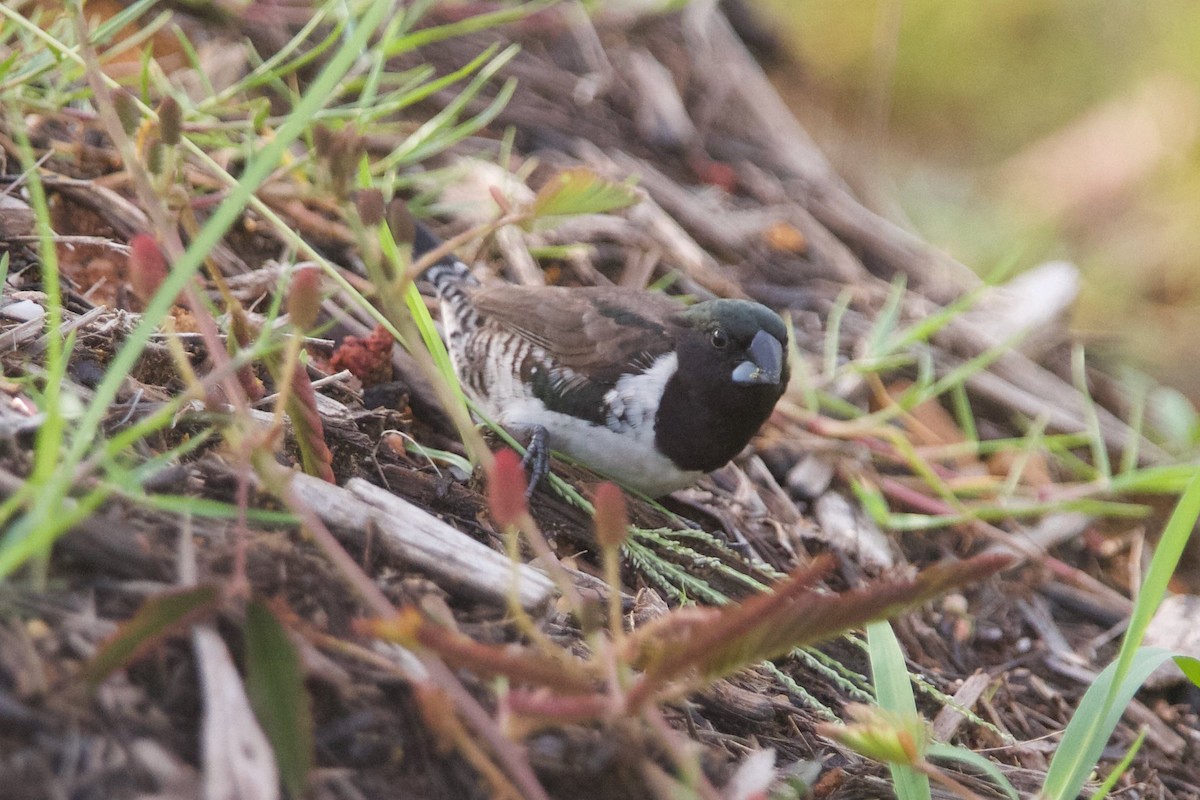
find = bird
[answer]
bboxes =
[415,223,790,497]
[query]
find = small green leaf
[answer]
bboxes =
[528,168,640,225]
[244,600,313,799]
[83,585,221,686]
[1176,654,1200,687]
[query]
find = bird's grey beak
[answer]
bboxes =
[731,330,784,386]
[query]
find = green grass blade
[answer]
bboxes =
[1073,345,1111,479]
[380,1,551,56]
[1039,648,1187,799]
[1090,728,1147,800]
[1116,468,1200,680]
[220,10,342,101]
[1107,462,1200,494]
[866,276,905,358]
[0,485,110,577]
[822,289,852,380]
[867,621,931,800]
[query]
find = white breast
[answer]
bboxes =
[478,351,700,497]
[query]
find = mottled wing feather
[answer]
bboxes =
[469,286,681,384]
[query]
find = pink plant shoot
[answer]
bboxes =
[487,449,530,528]
[127,233,169,305]
[592,482,628,551]
[288,266,323,331]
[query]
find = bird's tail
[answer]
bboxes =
[414,222,479,298]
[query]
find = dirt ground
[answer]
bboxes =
[1,3,1198,799]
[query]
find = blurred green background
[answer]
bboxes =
[756,0,1200,399]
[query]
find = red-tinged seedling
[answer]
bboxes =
[621,553,1013,711]
[592,482,628,551]
[274,293,335,481]
[489,185,513,214]
[593,481,629,642]
[127,233,170,305]
[286,361,335,483]
[484,450,592,632]
[360,610,594,693]
[622,557,833,698]
[502,687,615,739]
[287,266,323,331]
[357,552,1012,735]
[487,448,530,529]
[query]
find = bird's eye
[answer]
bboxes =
[710,329,729,349]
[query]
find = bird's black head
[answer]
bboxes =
[672,299,789,394]
[654,299,790,473]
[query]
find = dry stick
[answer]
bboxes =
[917,761,987,800]
[254,369,354,407]
[402,208,533,282]
[5,234,127,249]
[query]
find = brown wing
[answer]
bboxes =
[469,285,683,383]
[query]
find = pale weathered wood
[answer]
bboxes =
[289,472,556,611]
[193,626,279,800]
